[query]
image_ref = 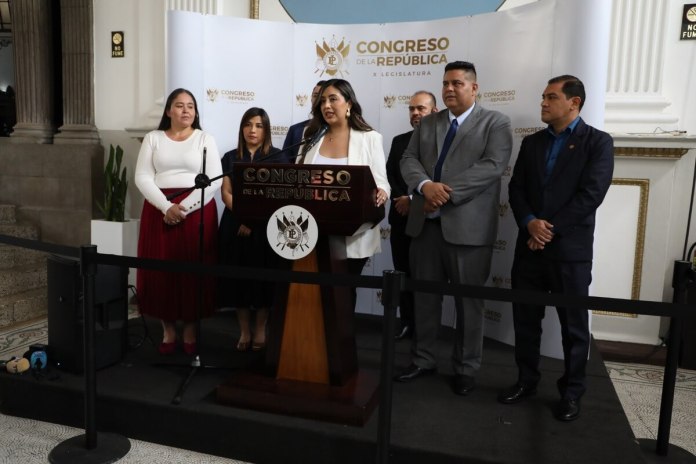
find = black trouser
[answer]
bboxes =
[511,250,592,400]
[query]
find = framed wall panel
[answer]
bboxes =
[593,178,649,317]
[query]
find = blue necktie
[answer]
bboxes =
[433,118,458,182]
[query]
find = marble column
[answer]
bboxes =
[8,0,55,143]
[54,0,100,144]
[166,0,219,15]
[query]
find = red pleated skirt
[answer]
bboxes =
[136,189,218,322]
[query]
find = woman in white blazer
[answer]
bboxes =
[299,79,390,309]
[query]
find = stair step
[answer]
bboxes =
[0,205,16,224]
[0,246,47,269]
[0,223,39,240]
[0,264,48,298]
[0,205,47,330]
[0,288,47,329]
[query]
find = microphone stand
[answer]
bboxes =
[153,148,229,405]
[154,130,324,404]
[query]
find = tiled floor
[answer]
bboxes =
[1,318,695,462]
[0,318,248,464]
[604,361,696,456]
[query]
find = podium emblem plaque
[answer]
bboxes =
[267,205,318,260]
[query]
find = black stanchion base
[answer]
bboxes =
[48,432,131,464]
[639,439,696,463]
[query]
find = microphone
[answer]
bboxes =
[298,124,328,161]
[194,147,210,188]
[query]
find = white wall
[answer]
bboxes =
[660,1,696,133]
[93,0,696,136]
[90,0,696,346]
[92,0,291,220]
[94,1,164,131]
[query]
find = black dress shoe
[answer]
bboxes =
[555,398,580,421]
[394,364,436,382]
[452,374,476,396]
[395,325,413,340]
[497,383,537,404]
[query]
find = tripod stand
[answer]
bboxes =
[151,148,228,405]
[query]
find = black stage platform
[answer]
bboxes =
[0,312,646,463]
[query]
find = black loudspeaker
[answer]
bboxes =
[47,254,128,374]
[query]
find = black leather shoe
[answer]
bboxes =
[497,383,537,404]
[555,398,580,421]
[452,374,476,396]
[394,364,436,382]
[395,325,413,340]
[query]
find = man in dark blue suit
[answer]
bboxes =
[386,91,438,340]
[282,80,325,160]
[498,75,614,422]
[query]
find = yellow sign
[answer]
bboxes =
[681,4,696,40]
[111,31,124,58]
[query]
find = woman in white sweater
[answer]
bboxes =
[135,88,222,355]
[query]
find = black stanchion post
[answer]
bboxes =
[82,244,98,449]
[48,245,131,464]
[376,270,404,464]
[638,260,696,462]
[657,260,689,455]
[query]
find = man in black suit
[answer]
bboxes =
[498,75,614,421]
[283,80,325,159]
[386,91,438,340]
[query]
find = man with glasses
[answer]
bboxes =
[397,61,513,396]
[386,90,438,340]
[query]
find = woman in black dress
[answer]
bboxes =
[219,107,288,351]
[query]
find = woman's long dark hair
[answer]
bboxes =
[304,79,373,140]
[237,107,272,160]
[157,88,202,131]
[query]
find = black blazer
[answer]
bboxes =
[386,130,413,227]
[508,118,614,261]
[282,119,309,160]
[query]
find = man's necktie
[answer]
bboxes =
[433,118,458,182]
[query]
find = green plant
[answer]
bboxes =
[97,144,128,222]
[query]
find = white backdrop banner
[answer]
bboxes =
[167,0,611,358]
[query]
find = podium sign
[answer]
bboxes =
[231,163,384,235]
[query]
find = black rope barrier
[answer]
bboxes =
[3,233,694,462]
[3,233,685,319]
[90,250,688,319]
[0,234,79,258]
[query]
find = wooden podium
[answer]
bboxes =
[216,163,384,425]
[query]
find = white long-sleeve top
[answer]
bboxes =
[135,129,223,215]
[302,128,390,259]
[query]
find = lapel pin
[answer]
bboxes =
[569,144,575,149]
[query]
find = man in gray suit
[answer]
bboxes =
[396,61,513,396]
